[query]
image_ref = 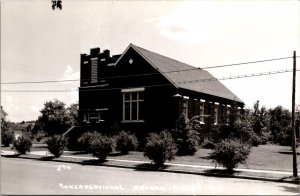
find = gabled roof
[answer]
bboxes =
[117,44,243,103]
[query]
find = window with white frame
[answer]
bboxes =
[122,88,144,122]
[199,100,205,124]
[214,103,219,124]
[83,112,102,123]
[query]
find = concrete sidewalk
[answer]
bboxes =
[1,150,299,184]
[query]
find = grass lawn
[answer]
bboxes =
[2,142,299,172]
[172,144,300,172]
[105,144,299,172]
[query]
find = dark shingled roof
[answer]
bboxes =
[128,44,243,103]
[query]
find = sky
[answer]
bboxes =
[1,0,300,122]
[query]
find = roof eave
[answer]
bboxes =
[178,87,244,104]
[114,43,179,89]
[130,44,179,89]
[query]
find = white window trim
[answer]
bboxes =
[121,87,145,93]
[183,96,189,100]
[83,112,103,123]
[122,89,144,122]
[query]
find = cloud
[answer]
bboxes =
[60,65,79,105]
[156,1,220,44]
[155,1,299,47]
[142,17,162,24]
[29,106,39,113]
[61,65,80,81]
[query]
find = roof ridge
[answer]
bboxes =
[129,43,179,89]
[130,43,200,71]
[125,44,243,103]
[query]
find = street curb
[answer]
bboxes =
[2,154,299,185]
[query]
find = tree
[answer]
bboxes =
[251,101,269,136]
[66,103,78,126]
[1,117,9,132]
[51,0,62,10]
[296,105,300,140]
[37,99,70,135]
[1,113,15,147]
[268,106,293,145]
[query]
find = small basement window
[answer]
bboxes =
[83,112,103,123]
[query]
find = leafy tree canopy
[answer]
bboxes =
[37,99,77,135]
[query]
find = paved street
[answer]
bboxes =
[1,157,299,195]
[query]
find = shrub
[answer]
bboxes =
[115,131,138,155]
[1,129,15,147]
[65,126,86,150]
[208,139,251,173]
[210,119,255,145]
[36,133,44,142]
[89,134,114,162]
[13,134,32,155]
[257,129,271,145]
[201,138,215,149]
[78,131,100,153]
[46,135,67,157]
[171,116,201,155]
[249,133,262,147]
[144,130,177,167]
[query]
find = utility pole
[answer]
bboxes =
[291,51,298,177]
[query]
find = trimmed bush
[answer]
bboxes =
[144,130,177,167]
[249,133,262,147]
[115,131,138,155]
[1,129,15,147]
[208,139,251,173]
[201,138,215,149]
[78,131,100,153]
[89,133,114,162]
[46,135,67,157]
[13,134,32,155]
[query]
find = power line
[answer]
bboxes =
[2,69,299,92]
[1,79,79,85]
[201,56,295,69]
[1,56,298,85]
